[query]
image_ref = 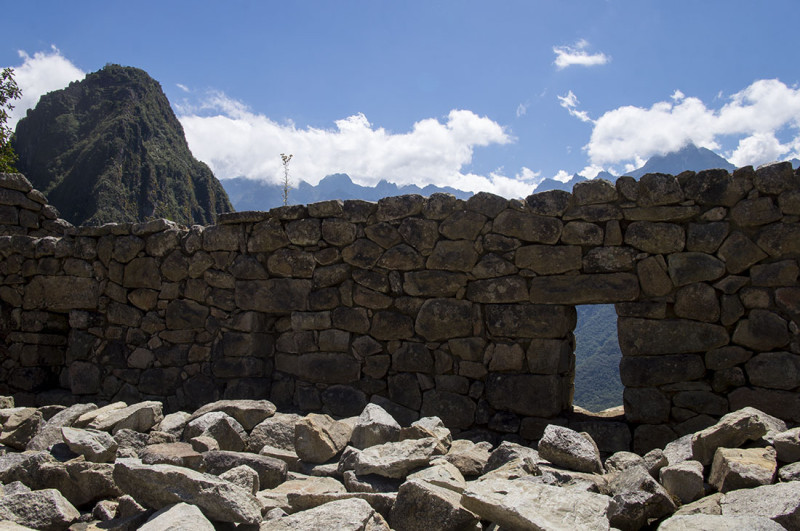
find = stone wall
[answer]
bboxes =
[1,165,799,450]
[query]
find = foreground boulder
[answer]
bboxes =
[0,488,80,530]
[538,424,603,474]
[112,458,262,524]
[461,476,611,529]
[719,481,800,529]
[265,497,390,530]
[138,502,215,531]
[691,407,786,465]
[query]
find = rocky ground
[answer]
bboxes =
[0,398,798,530]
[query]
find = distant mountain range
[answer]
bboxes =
[223,173,472,211]
[221,143,751,211]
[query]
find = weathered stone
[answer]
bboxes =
[183,412,247,452]
[486,374,565,417]
[402,271,466,297]
[295,414,352,464]
[667,252,726,286]
[733,309,789,351]
[779,462,800,482]
[234,279,311,313]
[618,318,728,356]
[202,450,287,489]
[659,460,705,504]
[772,427,800,463]
[709,446,777,492]
[659,514,785,530]
[461,477,611,530]
[674,282,720,322]
[0,488,80,530]
[268,248,315,277]
[538,424,603,474]
[717,231,767,274]
[415,299,473,341]
[720,481,800,529]
[165,299,208,329]
[425,240,479,271]
[420,390,476,430]
[248,413,302,453]
[370,311,414,340]
[113,459,261,524]
[691,407,787,465]
[407,459,465,492]
[607,465,676,530]
[683,168,749,207]
[87,401,163,434]
[729,387,800,423]
[353,437,439,479]
[61,427,118,463]
[139,442,203,469]
[529,273,639,304]
[515,244,582,274]
[467,276,528,303]
[620,354,706,387]
[492,209,562,243]
[625,221,684,253]
[687,221,730,253]
[138,502,214,531]
[582,246,636,273]
[390,479,478,531]
[637,173,684,206]
[350,404,401,450]
[265,498,389,531]
[731,197,781,226]
[466,192,508,218]
[561,221,604,245]
[23,275,99,311]
[439,210,486,240]
[745,352,800,390]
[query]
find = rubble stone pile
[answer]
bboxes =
[1,398,799,529]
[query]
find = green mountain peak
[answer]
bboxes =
[12,64,233,226]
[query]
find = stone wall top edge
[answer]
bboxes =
[2,164,798,235]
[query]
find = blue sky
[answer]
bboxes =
[3,1,800,197]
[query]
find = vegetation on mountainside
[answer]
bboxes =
[12,64,233,226]
[573,304,623,412]
[0,68,22,172]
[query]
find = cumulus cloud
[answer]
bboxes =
[5,46,85,128]
[178,91,533,196]
[557,90,593,123]
[553,39,610,70]
[583,79,800,168]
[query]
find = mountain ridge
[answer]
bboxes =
[12,64,233,226]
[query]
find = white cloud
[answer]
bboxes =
[5,46,85,128]
[553,39,610,70]
[176,83,190,93]
[516,102,528,117]
[557,90,593,123]
[551,170,572,183]
[178,91,529,196]
[585,79,800,169]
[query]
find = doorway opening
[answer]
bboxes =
[572,304,624,413]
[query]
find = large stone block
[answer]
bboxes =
[466,276,528,303]
[618,318,728,356]
[165,299,209,329]
[485,304,575,338]
[275,353,360,384]
[667,252,726,286]
[403,271,467,297]
[23,276,99,311]
[624,221,685,253]
[123,257,161,289]
[619,354,705,387]
[529,273,638,304]
[485,374,564,417]
[492,210,562,243]
[515,245,582,274]
[234,279,311,313]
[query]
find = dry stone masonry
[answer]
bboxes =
[1,164,799,453]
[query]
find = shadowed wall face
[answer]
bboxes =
[1,163,799,449]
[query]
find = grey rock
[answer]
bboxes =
[538,424,603,474]
[26,403,97,451]
[138,502,215,531]
[354,437,439,479]
[220,464,260,495]
[188,399,276,431]
[659,460,705,504]
[709,446,777,492]
[86,401,163,434]
[461,476,611,530]
[113,458,262,524]
[139,442,203,469]
[0,488,80,530]
[202,450,287,489]
[691,407,786,465]
[608,465,676,531]
[720,481,800,529]
[295,413,352,464]
[61,427,118,463]
[263,497,389,531]
[350,403,400,450]
[183,411,247,452]
[443,439,492,478]
[657,514,785,530]
[390,478,479,531]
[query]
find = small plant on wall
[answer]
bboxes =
[281,153,293,206]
